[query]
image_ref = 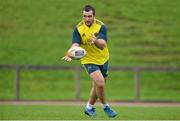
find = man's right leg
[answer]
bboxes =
[88,81,98,105]
[87,75,107,107]
[84,81,98,116]
[89,71,117,118]
[84,70,106,117]
[89,70,107,104]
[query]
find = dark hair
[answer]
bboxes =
[82,5,95,16]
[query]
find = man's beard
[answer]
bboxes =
[85,21,92,27]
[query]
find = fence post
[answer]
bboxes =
[15,65,20,101]
[134,68,140,101]
[75,66,81,101]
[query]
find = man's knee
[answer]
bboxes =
[97,83,105,88]
[96,79,105,88]
[90,70,105,88]
[91,75,105,88]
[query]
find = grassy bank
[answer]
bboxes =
[0,0,180,101]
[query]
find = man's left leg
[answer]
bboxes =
[97,77,117,117]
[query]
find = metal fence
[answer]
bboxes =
[0,64,180,101]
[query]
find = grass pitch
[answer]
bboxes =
[0,104,180,120]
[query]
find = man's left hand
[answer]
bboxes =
[89,34,97,44]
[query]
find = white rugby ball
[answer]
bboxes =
[68,46,86,59]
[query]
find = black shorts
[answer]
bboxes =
[83,61,109,78]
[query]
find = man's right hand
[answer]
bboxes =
[62,44,80,62]
[61,52,72,62]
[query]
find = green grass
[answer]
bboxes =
[0,0,180,101]
[0,0,180,66]
[0,104,180,120]
[1,69,180,101]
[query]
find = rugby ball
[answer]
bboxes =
[68,46,86,59]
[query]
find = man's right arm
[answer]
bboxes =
[72,27,81,46]
[62,27,81,61]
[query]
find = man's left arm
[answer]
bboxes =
[90,25,107,50]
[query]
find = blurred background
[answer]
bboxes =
[0,0,180,102]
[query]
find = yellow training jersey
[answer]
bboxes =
[72,19,109,65]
